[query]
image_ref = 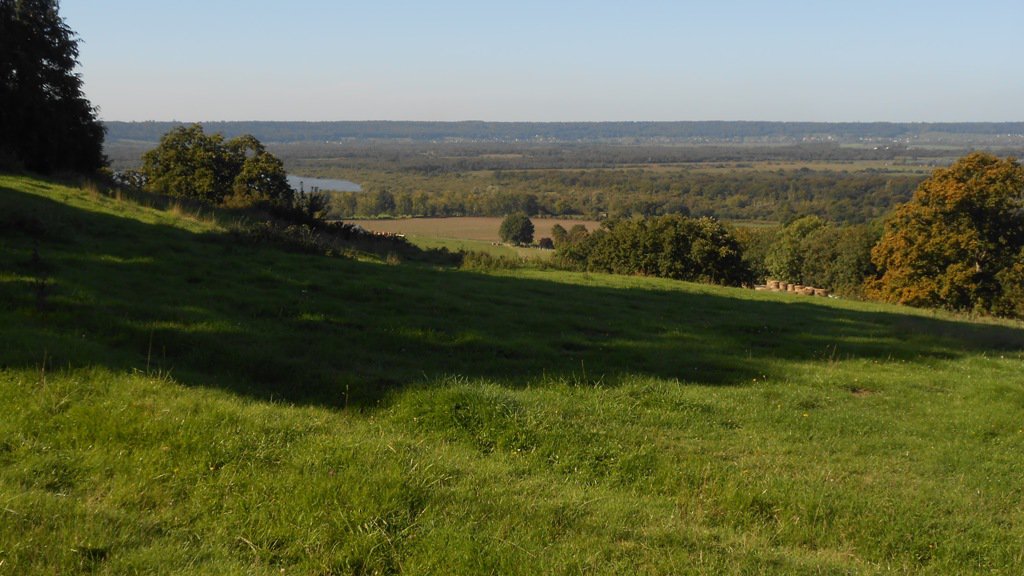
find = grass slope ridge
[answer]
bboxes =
[2,174,1024,574]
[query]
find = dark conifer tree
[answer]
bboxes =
[0,0,105,173]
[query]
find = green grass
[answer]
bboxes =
[404,235,535,259]
[3,174,1024,574]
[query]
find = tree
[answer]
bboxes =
[866,152,1024,315]
[0,0,105,173]
[765,215,826,283]
[142,124,234,203]
[499,213,534,245]
[556,215,751,286]
[229,151,294,207]
[550,224,568,247]
[567,224,590,245]
[141,124,295,208]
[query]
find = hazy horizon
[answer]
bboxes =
[63,0,1024,123]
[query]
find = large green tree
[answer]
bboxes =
[765,215,827,283]
[142,124,294,208]
[866,152,1024,315]
[499,213,534,245]
[0,0,105,173]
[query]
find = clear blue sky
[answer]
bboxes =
[62,0,1024,122]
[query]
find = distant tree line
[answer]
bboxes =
[267,140,960,172]
[328,169,922,224]
[104,120,1024,145]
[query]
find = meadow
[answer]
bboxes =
[3,174,1024,574]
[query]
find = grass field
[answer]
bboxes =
[3,174,1024,574]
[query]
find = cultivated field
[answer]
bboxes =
[346,216,602,243]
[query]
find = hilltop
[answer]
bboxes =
[2,174,1024,574]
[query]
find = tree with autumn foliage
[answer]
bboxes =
[865,152,1024,316]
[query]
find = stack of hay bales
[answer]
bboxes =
[758,279,832,298]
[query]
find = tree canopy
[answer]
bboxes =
[0,0,105,173]
[142,124,294,208]
[499,213,534,245]
[557,215,752,287]
[866,152,1024,316]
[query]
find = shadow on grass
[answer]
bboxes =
[3,182,1024,410]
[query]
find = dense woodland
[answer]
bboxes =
[326,167,923,223]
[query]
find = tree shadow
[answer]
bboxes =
[3,183,1023,411]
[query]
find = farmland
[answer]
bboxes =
[347,216,600,242]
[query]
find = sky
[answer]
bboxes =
[61,0,1024,123]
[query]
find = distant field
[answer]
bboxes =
[347,216,602,243]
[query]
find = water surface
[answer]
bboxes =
[287,175,362,192]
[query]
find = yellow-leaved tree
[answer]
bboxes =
[865,152,1024,317]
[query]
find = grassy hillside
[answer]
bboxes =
[2,174,1024,574]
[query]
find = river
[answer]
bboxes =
[286,175,362,193]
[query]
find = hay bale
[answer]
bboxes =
[813,288,830,297]
[767,280,781,290]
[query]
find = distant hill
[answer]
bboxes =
[105,120,1024,145]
